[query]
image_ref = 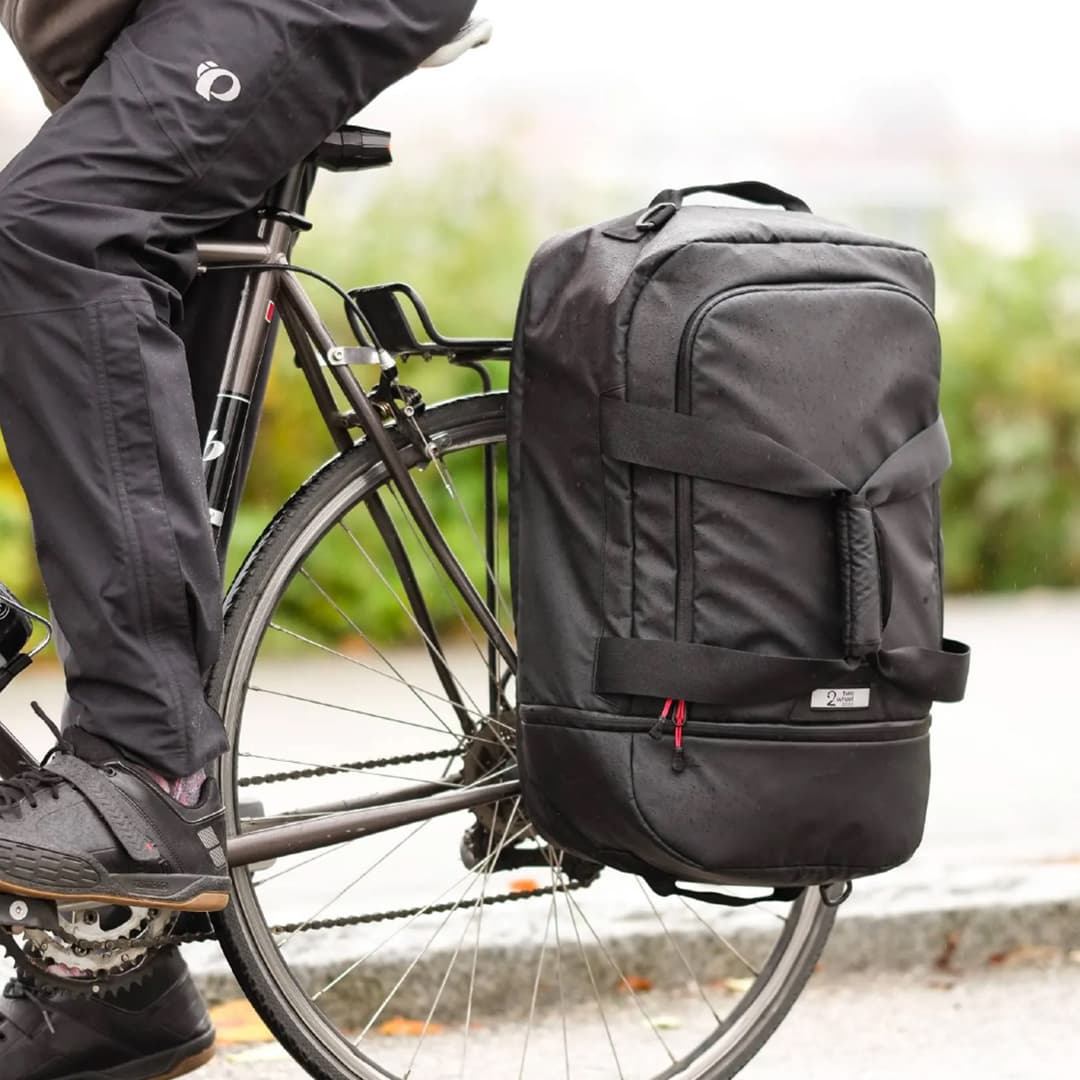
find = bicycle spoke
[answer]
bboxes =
[680,897,762,978]
[553,856,626,1080]
[518,890,556,1080]
[563,885,675,1064]
[405,803,515,1077]
[459,805,500,1080]
[550,859,572,1080]
[247,685,505,744]
[382,459,512,707]
[317,821,531,1003]
[430,454,512,620]
[267,622,498,727]
[337,518,487,722]
[636,879,720,1023]
[276,815,438,951]
[384,481,501,685]
[354,814,528,1039]
[298,565,468,736]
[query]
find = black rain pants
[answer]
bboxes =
[0,0,473,776]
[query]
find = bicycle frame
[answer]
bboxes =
[0,151,523,868]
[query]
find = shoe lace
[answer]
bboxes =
[3,979,56,1034]
[0,703,70,812]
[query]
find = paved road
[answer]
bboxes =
[200,962,1080,1079]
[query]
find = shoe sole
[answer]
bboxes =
[0,876,230,913]
[66,1030,217,1080]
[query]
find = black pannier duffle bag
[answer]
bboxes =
[509,182,971,904]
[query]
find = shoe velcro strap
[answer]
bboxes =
[47,755,162,864]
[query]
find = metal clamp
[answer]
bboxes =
[322,345,385,368]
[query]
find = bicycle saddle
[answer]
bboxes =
[421,17,494,68]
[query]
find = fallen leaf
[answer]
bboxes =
[934,930,962,973]
[716,977,754,994]
[987,945,1059,968]
[618,975,654,993]
[509,878,540,894]
[209,999,274,1046]
[651,1015,683,1030]
[377,1017,446,1037]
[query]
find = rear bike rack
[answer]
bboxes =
[348,282,512,363]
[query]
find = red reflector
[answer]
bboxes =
[265,300,276,323]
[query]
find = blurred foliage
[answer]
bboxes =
[936,237,1080,591]
[1,157,1079,652]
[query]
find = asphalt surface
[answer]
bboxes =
[200,962,1080,1079]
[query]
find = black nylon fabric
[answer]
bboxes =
[511,186,970,889]
[0,0,475,775]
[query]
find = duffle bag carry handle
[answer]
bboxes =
[636,181,812,232]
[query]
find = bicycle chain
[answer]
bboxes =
[146,878,587,950]
[238,746,462,787]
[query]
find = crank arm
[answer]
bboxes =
[0,893,60,932]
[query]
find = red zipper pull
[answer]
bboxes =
[650,698,674,740]
[672,699,687,773]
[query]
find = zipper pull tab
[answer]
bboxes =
[650,698,674,740]
[672,699,687,773]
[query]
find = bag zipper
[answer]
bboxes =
[649,697,689,773]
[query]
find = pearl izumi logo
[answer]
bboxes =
[195,61,242,102]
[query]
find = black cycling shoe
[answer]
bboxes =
[0,948,216,1080]
[0,720,229,914]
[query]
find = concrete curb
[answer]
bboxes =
[190,895,1080,1019]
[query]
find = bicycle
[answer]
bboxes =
[0,20,837,1080]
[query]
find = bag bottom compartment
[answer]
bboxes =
[518,704,931,888]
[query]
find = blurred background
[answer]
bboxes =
[0,0,1078,628]
[1,0,1078,630]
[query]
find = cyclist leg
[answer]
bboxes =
[0,0,474,914]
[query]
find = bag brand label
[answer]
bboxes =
[811,688,871,710]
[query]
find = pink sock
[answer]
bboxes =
[151,768,207,807]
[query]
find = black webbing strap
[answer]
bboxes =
[646,875,802,907]
[600,398,955,664]
[600,398,842,499]
[859,415,952,507]
[595,636,971,706]
[596,638,856,706]
[600,398,953,506]
[873,638,971,704]
[48,755,162,864]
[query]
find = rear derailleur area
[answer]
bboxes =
[0,893,180,997]
[458,714,602,887]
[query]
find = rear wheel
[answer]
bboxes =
[211,392,835,1080]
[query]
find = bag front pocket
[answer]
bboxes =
[630,718,931,885]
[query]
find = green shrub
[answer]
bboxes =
[937,236,1080,591]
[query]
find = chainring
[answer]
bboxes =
[1,904,177,997]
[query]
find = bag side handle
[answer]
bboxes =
[637,181,812,232]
